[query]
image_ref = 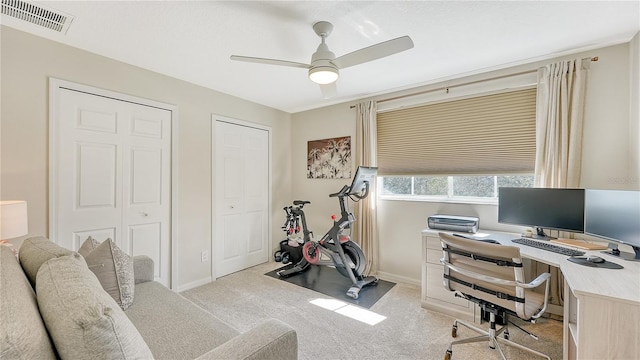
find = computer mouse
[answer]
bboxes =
[585,255,605,264]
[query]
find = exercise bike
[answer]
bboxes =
[277,166,378,299]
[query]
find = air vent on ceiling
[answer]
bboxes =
[1,0,73,33]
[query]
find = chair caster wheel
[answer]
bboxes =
[451,324,458,338]
[444,349,452,360]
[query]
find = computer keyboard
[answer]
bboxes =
[512,237,586,257]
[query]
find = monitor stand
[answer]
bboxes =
[601,244,640,262]
[528,227,556,241]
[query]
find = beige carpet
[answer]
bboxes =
[182,262,563,360]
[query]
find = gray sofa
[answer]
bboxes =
[0,237,297,360]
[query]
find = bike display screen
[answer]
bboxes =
[349,166,378,196]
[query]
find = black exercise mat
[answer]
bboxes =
[265,264,395,309]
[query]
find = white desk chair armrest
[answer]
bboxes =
[529,272,552,319]
[527,272,551,288]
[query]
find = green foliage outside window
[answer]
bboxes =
[381,175,533,200]
[414,177,448,196]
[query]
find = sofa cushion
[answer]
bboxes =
[132,255,155,284]
[0,246,57,359]
[77,236,100,257]
[36,253,153,360]
[126,281,239,359]
[84,238,135,310]
[18,236,73,287]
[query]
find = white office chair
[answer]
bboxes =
[439,232,551,360]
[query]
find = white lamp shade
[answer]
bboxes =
[0,201,29,239]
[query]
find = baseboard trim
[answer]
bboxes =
[546,303,563,317]
[376,271,421,287]
[176,276,212,292]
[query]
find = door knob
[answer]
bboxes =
[140,212,149,217]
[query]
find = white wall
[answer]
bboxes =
[630,31,640,187]
[580,44,632,189]
[291,42,637,284]
[0,26,292,289]
[290,105,356,235]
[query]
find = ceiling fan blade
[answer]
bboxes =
[332,36,414,69]
[230,55,309,69]
[319,82,337,99]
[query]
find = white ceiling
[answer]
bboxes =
[2,1,639,113]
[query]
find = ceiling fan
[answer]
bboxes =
[230,21,414,99]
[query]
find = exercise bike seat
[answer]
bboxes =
[293,200,310,206]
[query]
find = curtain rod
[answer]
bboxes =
[349,56,598,109]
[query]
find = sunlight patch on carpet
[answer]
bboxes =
[310,298,387,326]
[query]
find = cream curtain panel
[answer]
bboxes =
[354,100,379,275]
[535,58,590,188]
[533,58,591,309]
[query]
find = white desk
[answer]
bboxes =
[421,228,640,360]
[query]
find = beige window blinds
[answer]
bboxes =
[377,88,537,176]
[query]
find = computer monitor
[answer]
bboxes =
[498,187,585,239]
[348,166,377,197]
[584,189,640,261]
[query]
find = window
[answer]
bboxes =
[380,175,534,202]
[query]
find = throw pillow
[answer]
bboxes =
[1,246,56,359]
[84,238,135,310]
[77,236,100,257]
[36,253,153,360]
[18,236,73,287]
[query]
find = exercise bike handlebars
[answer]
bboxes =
[328,181,370,200]
[352,181,370,200]
[329,185,350,198]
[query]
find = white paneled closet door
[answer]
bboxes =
[52,87,171,287]
[214,119,269,278]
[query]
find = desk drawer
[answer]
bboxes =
[425,236,441,251]
[426,249,442,264]
[425,263,470,309]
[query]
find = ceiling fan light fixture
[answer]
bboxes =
[309,66,339,85]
